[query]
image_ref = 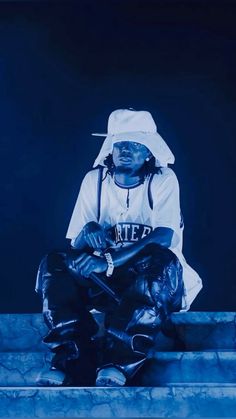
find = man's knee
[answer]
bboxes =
[46,251,68,273]
[140,244,184,306]
[35,251,78,302]
[158,255,183,313]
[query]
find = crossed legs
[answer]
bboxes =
[36,244,184,386]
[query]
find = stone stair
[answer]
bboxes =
[0,312,235,417]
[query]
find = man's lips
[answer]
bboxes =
[119,156,132,162]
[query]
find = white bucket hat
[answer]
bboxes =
[92,109,175,167]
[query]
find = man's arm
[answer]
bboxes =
[71,226,173,278]
[72,230,87,250]
[72,221,114,250]
[66,170,101,244]
[111,226,173,268]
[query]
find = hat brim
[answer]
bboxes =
[92,133,108,137]
[92,131,175,168]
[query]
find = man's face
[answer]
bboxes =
[112,141,152,174]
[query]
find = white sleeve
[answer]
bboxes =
[151,168,182,244]
[65,170,99,242]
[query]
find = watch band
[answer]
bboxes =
[104,252,114,277]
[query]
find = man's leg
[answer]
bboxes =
[96,244,184,386]
[36,250,99,385]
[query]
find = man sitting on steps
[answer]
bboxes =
[35,109,202,386]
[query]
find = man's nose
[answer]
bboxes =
[120,142,131,152]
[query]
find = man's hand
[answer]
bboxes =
[71,252,107,278]
[82,221,113,250]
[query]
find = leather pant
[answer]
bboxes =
[36,243,184,383]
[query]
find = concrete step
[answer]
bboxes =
[0,312,235,351]
[0,385,235,417]
[170,311,236,350]
[0,352,52,386]
[0,313,235,417]
[0,351,235,386]
[138,351,236,386]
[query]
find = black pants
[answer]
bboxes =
[36,244,184,384]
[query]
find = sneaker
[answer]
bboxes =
[36,367,66,386]
[96,367,126,387]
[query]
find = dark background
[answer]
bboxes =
[0,0,235,313]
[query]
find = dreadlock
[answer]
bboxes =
[103,154,162,181]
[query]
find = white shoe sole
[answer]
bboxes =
[36,369,66,386]
[96,368,126,387]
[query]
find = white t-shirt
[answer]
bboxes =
[66,167,202,310]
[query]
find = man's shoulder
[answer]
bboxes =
[82,166,104,182]
[152,166,178,184]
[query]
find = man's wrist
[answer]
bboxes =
[104,252,114,277]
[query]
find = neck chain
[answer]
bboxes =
[113,176,145,213]
[114,177,141,210]
[114,177,142,189]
